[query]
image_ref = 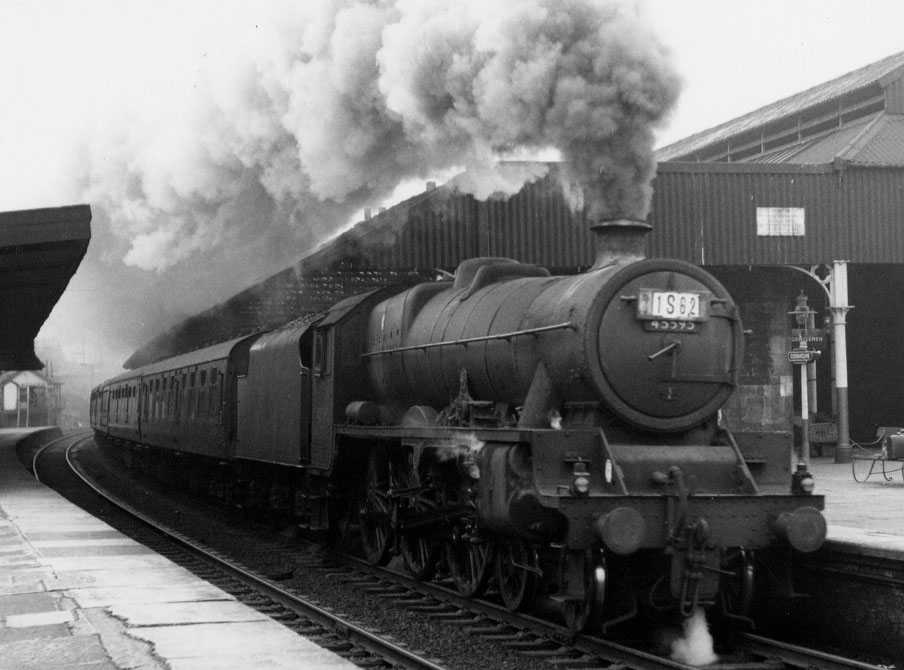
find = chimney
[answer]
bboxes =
[426,181,436,191]
[589,217,651,269]
[364,208,372,220]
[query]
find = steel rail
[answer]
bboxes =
[60,440,445,670]
[342,554,702,670]
[739,632,885,670]
[31,429,92,483]
[341,554,887,670]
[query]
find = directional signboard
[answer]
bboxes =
[788,348,818,365]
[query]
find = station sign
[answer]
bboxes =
[791,328,824,348]
[788,348,816,365]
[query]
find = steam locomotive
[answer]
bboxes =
[90,218,826,633]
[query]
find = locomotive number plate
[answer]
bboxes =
[636,290,709,321]
[644,320,698,332]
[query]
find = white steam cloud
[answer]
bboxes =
[81,0,679,272]
[3,0,678,380]
[670,608,718,666]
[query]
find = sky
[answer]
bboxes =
[2,0,904,383]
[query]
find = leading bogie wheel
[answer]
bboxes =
[561,549,604,633]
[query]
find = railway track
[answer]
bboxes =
[43,435,889,670]
[33,433,446,670]
[318,555,886,670]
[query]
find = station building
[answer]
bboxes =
[127,52,904,461]
[0,369,62,428]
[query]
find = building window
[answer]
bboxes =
[3,383,17,411]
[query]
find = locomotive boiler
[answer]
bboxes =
[91,217,826,635]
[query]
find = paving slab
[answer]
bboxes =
[47,566,207,590]
[110,600,269,626]
[169,654,357,670]
[0,633,112,670]
[67,584,232,608]
[0,592,60,617]
[0,428,358,669]
[131,621,356,668]
[6,610,74,627]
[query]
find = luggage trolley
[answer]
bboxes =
[852,426,904,482]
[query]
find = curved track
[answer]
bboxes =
[33,434,445,670]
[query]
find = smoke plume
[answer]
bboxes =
[6,0,679,376]
[81,0,678,271]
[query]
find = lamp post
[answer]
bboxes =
[790,292,816,469]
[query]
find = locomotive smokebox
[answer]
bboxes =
[589,217,651,269]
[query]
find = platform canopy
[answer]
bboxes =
[0,205,91,370]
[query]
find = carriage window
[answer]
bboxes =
[200,370,207,386]
[299,330,313,369]
[190,371,196,387]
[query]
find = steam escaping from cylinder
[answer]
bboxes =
[669,608,718,666]
[436,433,486,480]
[436,433,486,462]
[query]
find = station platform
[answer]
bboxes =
[0,428,356,670]
[810,455,904,558]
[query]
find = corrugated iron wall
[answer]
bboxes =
[480,176,594,269]
[650,162,904,265]
[313,161,904,272]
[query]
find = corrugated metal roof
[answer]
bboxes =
[746,116,876,164]
[843,114,904,165]
[738,113,904,166]
[780,117,876,163]
[657,51,904,161]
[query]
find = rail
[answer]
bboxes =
[60,439,446,670]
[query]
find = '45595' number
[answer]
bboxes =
[645,320,698,332]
